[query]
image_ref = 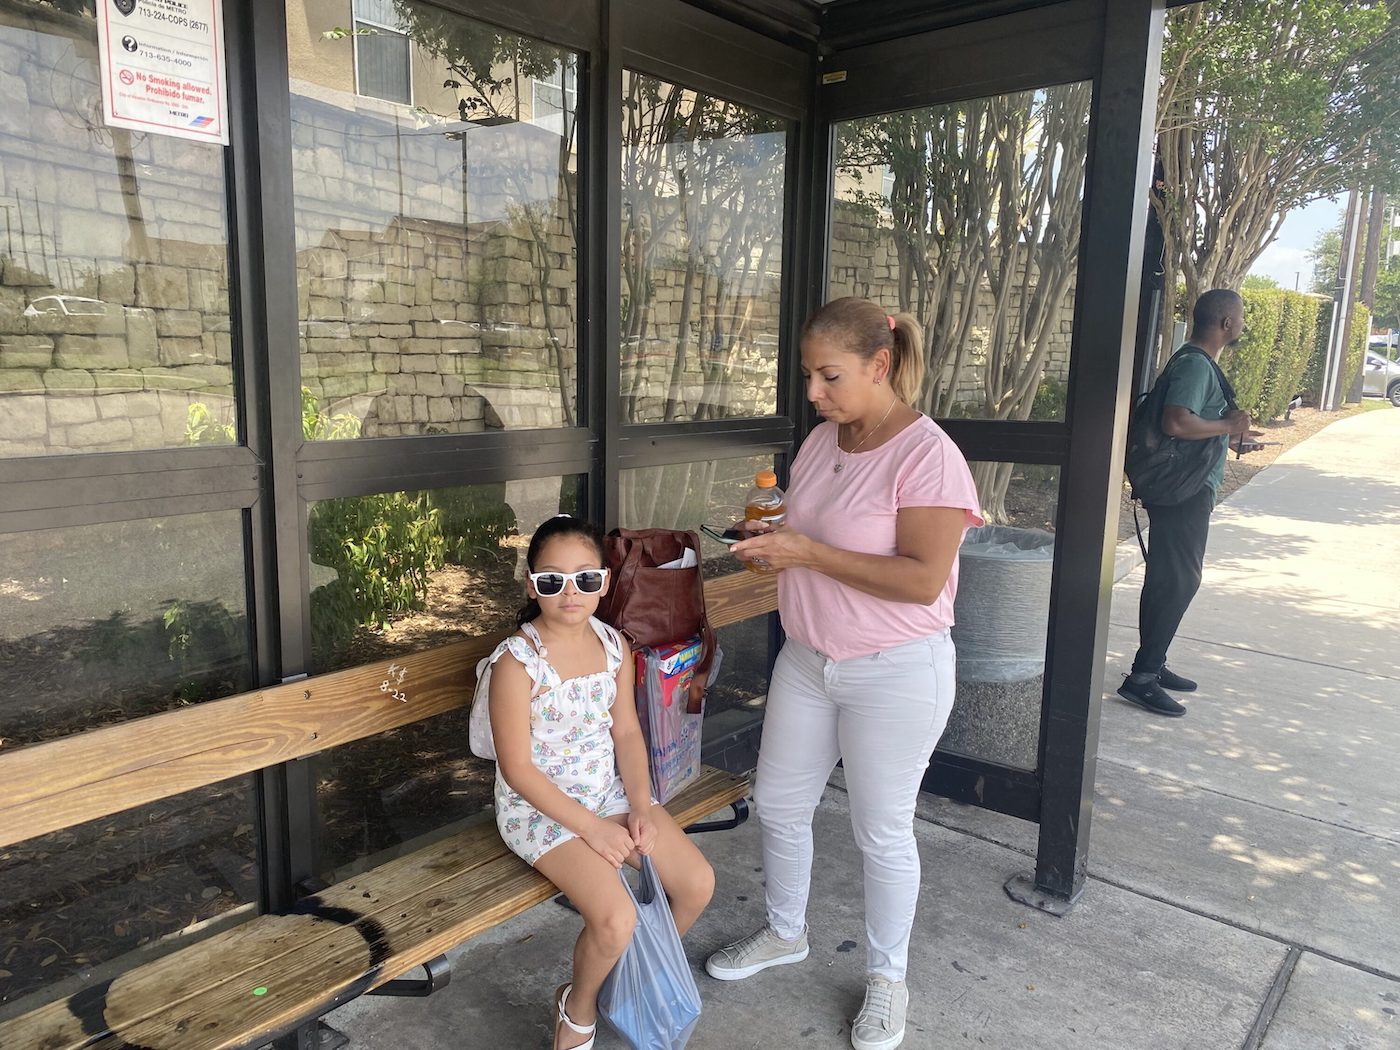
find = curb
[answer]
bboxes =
[1112,528,1146,583]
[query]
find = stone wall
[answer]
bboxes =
[287,89,781,433]
[0,9,235,458]
[829,206,1076,414]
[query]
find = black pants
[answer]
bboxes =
[1132,485,1214,675]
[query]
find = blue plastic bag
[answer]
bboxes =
[597,856,702,1050]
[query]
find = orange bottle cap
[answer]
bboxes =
[755,470,778,487]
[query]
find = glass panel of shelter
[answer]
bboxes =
[288,2,582,437]
[0,0,236,458]
[828,83,1091,773]
[830,81,1092,424]
[620,71,787,424]
[307,474,583,880]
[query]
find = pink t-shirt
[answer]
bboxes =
[778,415,983,661]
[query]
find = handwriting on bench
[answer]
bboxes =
[380,663,409,703]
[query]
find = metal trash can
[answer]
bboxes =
[951,525,1055,683]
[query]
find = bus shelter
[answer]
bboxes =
[0,0,1168,1024]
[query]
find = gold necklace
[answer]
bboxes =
[834,399,897,474]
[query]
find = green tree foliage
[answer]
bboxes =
[1301,299,1334,402]
[1155,1,1400,360]
[1371,257,1400,331]
[1242,274,1282,290]
[1260,292,1321,419]
[1308,223,1343,295]
[1299,298,1368,403]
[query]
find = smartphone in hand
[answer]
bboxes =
[700,524,745,546]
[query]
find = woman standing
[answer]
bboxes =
[706,297,982,1050]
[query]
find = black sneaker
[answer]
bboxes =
[1117,675,1186,717]
[1157,666,1197,692]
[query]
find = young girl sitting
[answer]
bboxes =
[487,515,716,1050]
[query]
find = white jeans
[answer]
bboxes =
[754,632,956,981]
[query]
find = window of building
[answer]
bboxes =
[531,61,577,135]
[353,0,412,105]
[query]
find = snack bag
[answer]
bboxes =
[634,637,711,803]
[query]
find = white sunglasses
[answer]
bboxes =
[528,568,609,596]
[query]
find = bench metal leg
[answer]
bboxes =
[271,1019,343,1050]
[366,954,452,998]
[684,798,749,834]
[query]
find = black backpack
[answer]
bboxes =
[1124,345,1237,507]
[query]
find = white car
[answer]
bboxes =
[22,294,111,317]
[1362,349,1400,407]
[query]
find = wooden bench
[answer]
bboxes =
[0,570,777,1050]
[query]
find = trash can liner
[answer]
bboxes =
[950,526,1055,683]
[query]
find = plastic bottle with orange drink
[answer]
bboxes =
[742,470,786,573]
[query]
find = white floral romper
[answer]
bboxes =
[491,617,633,865]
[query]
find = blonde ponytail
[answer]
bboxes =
[887,312,925,406]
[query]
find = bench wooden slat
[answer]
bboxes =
[0,637,490,850]
[704,568,778,629]
[0,768,749,1050]
[0,572,777,850]
[0,822,517,1050]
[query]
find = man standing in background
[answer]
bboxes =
[1119,289,1257,717]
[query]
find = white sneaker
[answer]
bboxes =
[851,975,908,1050]
[704,926,809,981]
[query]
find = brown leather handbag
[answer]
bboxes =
[595,528,717,714]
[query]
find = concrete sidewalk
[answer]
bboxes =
[329,408,1399,1049]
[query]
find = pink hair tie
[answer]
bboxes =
[887,314,896,332]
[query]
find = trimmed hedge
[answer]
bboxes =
[1225,290,1283,414]
[1301,300,1332,403]
[1300,299,1369,405]
[1258,293,1321,420]
[1224,289,1324,421]
[1345,303,1370,395]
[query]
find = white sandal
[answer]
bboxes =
[554,983,596,1050]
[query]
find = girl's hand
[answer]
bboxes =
[627,807,658,855]
[584,818,635,869]
[730,526,815,572]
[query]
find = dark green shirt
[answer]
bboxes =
[1163,347,1229,493]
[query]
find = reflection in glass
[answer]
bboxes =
[309,475,581,878]
[940,463,1060,771]
[831,82,1090,433]
[621,72,787,423]
[0,513,252,746]
[0,0,235,458]
[619,455,775,717]
[0,777,257,1012]
[288,3,580,436]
